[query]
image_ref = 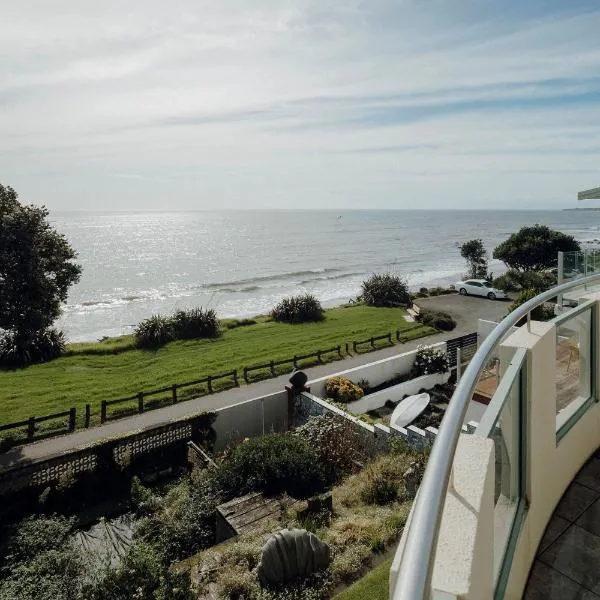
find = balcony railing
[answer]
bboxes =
[390,274,600,599]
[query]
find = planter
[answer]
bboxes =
[346,372,450,415]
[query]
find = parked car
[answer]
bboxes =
[455,279,507,300]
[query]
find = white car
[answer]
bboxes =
[455,279,507,300]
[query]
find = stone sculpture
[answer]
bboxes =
[257,528,331,587]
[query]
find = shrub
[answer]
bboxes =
[413,345,449,376]
[134,314,173,349]
[0,328,66,367]
[294,414,360,483]
[494,269,556,293]
[360,472,398,505]
[217,566,260,600]
[361,273,411,307]
[215,434,325,500]
[325,376,364,403]
[171,307,220,339]
[418,310,456,331]
[507,289,555,323]
[271,294,324,324]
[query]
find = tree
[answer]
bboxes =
[0,183,81,350]
[460,239,488,278]
[493,224,580,271]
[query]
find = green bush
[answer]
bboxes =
[215,434,325,499]
[0,328,66,368]
[507,289,555,323]
[494,269,556,293]
[361,273,411,307]
[418,310,456,331]
[134,315,174,349]
[171,307,220,339]
[271,294,324,324]
[324,376,364,403]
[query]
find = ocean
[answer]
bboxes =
[50,210,600,342]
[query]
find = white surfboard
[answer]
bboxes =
[390,393,430,429]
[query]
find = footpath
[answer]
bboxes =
[0,327,469,473]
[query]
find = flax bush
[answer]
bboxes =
[361,273,411,308]
[270,294,324,324]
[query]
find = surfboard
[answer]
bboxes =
[390,392,430,429]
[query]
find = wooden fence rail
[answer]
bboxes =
[243,345,343,383]
[352,332,393,353]
[0,408,76,440]
[100,370,238,423]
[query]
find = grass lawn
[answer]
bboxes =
[335,557,393,600]
[0,304,434,429]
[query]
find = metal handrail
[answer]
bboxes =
[392,274,600,599]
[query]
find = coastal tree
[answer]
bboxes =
[460,239,488,279]
[493,224,580,271]
[0,183,81,365]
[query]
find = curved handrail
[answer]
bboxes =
[392,274,600,599]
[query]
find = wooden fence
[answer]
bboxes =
[0,408,76,441]
[243,345,343,383]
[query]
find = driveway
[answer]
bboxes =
[415,293,512,331]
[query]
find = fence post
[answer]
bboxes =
[101,401,107,424]
[270,361,276,376]
[138,392,144,413]
[353,341,358,353]
[396,329,401,342]
[387,332,392,344]
[207,376,213,394]
[456,347,462,382]
[232,370,239,386]
[27,417,35,440]
[337,345,342,358]
[293,355,298,368]
[317,351,322,363]
[370,337,375,349]
[85,404,91,428]
[172,384,178,404]
[68,408,76,432]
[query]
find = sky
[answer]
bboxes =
[2,1,600,210]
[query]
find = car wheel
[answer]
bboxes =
[459,288,467,295]
[487,292,496,300]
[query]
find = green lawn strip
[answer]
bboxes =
[0,305,435,426]
[335,556,393,600]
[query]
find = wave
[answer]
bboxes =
[202,268,341,291]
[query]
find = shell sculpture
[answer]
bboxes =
[257,528,331,587]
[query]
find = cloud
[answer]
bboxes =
[1,0,600,209]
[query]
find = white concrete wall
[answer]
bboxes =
[307,342,447,398]
[212,390,288,451]
[391,293,600,600]
[478,318,519,344]
[346,372,450,415]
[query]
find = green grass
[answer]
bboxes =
[0,305,434,428]
[335,557,393,600]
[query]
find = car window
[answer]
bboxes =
[468,281,482,287]
[482,281,491,288]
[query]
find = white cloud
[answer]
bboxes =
[1,0,600,209]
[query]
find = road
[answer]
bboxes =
[0,294,510,472]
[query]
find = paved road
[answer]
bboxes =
[0,295,510,472]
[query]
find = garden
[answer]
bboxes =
[0,410,425,600]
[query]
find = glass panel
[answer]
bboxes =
[487,372,522,583]
[556,307,592,432]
